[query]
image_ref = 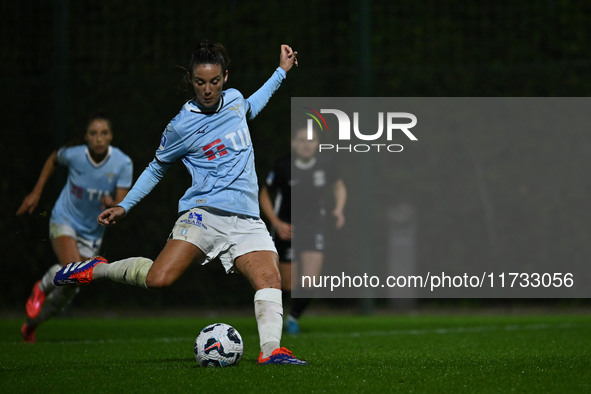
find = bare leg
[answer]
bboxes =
[235,250,281,291]
[52,236,84,266]
[300,251,323,279]
[145,239,206,288]
[89,239,205,288]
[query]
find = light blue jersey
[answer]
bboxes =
[51,145,133,240]
[119,67,286,218]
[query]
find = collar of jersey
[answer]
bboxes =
[85,146,112,168]
[187,95,224,114]
[294,157,317,170]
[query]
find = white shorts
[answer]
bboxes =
[169,207,277,273]
[49,221,102,258]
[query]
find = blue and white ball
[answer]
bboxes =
[194,323,243,367]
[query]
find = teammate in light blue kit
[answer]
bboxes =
[54,41,307,365]
[17,113,133,342]
[52,145,133,240]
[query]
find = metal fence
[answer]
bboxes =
[3,0,591,308]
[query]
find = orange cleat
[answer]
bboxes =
[21,322,36,343]
[53,257,108,285]
[257,347,308,365]
[25,280,46,319]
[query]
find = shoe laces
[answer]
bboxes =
[273,347,294,357]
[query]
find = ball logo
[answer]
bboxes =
[303,107,418,153]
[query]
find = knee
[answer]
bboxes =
[145,269,177,289]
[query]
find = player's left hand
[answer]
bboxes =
[279,44,298,72]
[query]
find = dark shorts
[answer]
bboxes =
[275,226,325,262]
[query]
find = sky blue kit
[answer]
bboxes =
[118,67,286,218]
[51,145,133,239]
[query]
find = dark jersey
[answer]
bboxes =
[265,155,340,258]
[265,155,292,223]
[265,155,340,227]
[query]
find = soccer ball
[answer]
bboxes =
[194,323,244,367]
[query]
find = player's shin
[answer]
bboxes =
[254,287,283,358]
[97,257,153,288]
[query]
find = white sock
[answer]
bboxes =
[254,288,283,358]
[93,257,153,288]
[39,264,62,294]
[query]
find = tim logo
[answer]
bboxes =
[202,139,228,161]
[304,107,418,153]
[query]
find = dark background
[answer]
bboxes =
[2,0,591,311]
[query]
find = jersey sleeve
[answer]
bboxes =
[245,67,286,120]
[265,169,277,194]
[56,146,72,166]
[154,123,187,164]
[266,156,289,192]
[116,158,171,213]
[265,166,277,188]
[116,155,133,189]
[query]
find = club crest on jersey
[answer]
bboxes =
[313,170,326,187]
[228,104,242,119]
[105,173,116,183]
[159,134,167,150]
[159,125,174,150]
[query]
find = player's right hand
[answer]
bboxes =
[279,44,298,72]
[98,206,126,226]
[275,220,292,241]
[16,192,40,215]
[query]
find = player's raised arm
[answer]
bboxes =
[246,44,298,120]
[279,44,298,72]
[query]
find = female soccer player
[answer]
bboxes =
[54,41,306,365]
[17,113,133,342]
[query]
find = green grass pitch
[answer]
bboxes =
[1,313,590,393]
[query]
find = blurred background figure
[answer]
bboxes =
[16,112,133,342]
[260,126,346,334]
